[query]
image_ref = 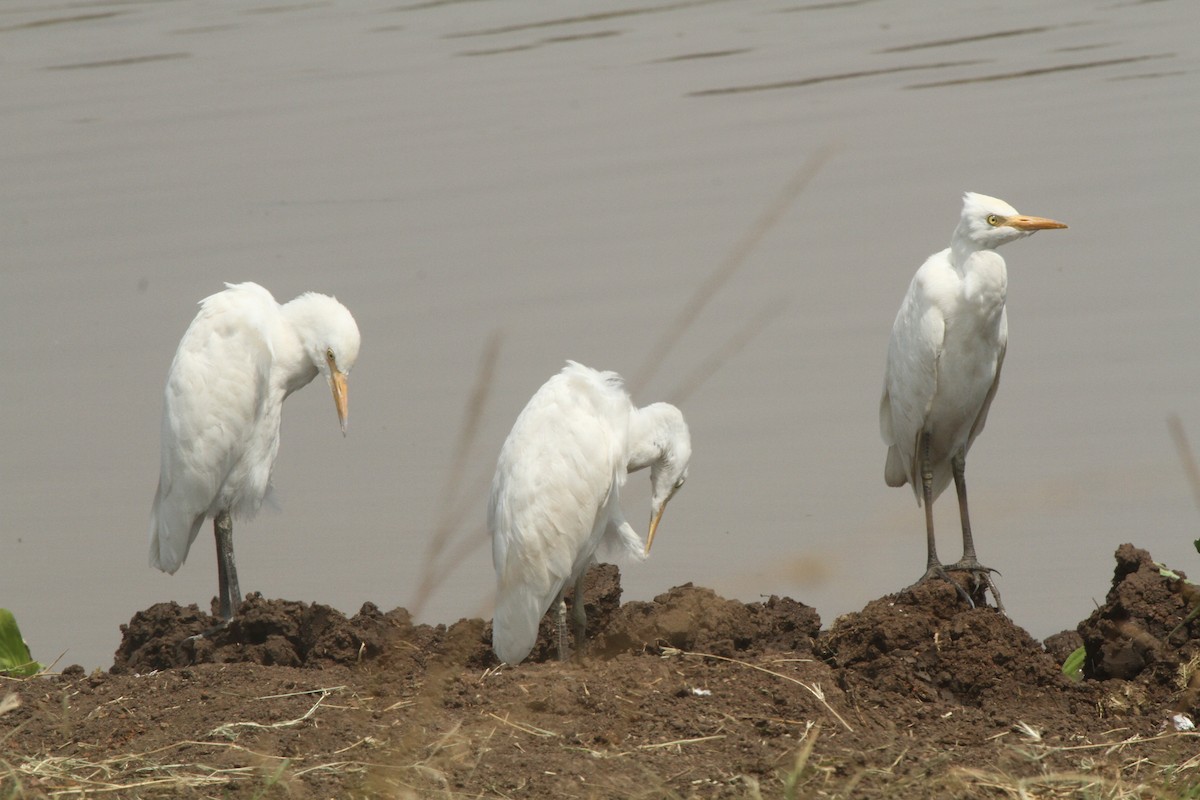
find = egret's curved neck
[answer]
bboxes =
[949,224,989,270]
[276,302,322,397]
[627,403,682,472]
[949,228,1008,309]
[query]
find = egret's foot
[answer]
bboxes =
[176,618,232,662]
[943,558,1005,613]
[185,618,232,644]
[909,563,976,608]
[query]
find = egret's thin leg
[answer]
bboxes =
[921,433,940,572]
[952,453,979,564]
[570,571,588,661]
[554,597,569,661]
[945,454,1005,612]
[214,511,241,620]
[912,433,973,607]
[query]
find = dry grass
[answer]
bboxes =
[8,672,1200,800]
[0,682,383,799]
[661,646,853,732]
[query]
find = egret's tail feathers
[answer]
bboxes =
[148,504,205,575]
[884,446,908,489]
[491,584,548,665]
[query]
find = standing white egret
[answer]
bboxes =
[489,361,691,665]
[149,282,361,620]
[880,192,1066,609]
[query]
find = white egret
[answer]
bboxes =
[880,192,1066,609]
[489,361,691,665]
[149,282,361,620]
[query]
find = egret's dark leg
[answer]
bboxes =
[911,432,973,606]
[181,511,241,650]
[214,510,241,620]
[920,433,941,576]
[570,571,588,661]
[554,597,570,661]
[944,453,1005,612]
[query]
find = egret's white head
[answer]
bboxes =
[955,192,1067,251]
[285,292,361,434]
[640,403,692,555]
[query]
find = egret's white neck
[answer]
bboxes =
[949,224,989,271]
[627,403,684,472]
[276,301,323,397]
[949,226,1008,310]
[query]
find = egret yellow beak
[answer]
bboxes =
[1006,215,1067,231]
[331,370,349,435]
[645,505,667,555]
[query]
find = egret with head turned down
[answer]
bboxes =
[149,282,361,620]
[880,192,1066,610]
[489,361,691,665]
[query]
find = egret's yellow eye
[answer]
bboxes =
[325,348,335,363]
[986,214,1001,226]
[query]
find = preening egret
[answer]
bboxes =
[880,192,1066,609]
[490,361,692,665]
[149,282,361,620]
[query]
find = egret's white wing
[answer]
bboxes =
[149,284,276,573]
[966,310,1007,451]
[489,364,630,664]
[882,255,947,502]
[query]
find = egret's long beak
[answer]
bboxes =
[1007,215,1067,231]
[331,370,349,435]
[645,504,667,555]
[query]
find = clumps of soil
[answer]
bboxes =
[15,542,1200,799]
[112,593,491,674]
[114,564,823,672]
[1072,543,1200,719]
[479,564,819,663]
[819,579,1066,706]
[1077,543,1196,680]
[597,584,821,658]
[113,546,1200,694]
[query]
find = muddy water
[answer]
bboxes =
[2,1,1198,670]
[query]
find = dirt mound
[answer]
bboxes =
[19,544,1200,798]
[112,593,491,674]
[1077,543,1198,681]
[115,564,823,674]
[819,578,1068,706]
[477,564,820,664]
[596,583,820,658]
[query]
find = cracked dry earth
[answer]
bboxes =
[6,544,1200,798]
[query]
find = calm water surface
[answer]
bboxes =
[2,1,1198,670]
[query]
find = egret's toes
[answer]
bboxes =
[944,558,1001,577]
[943,560,1005,613]
[176,619,232,662]
[909,564,976,608]
[186,619,231,644]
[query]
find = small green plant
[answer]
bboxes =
[1061,645,1086,682]
[0,609,41,677]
